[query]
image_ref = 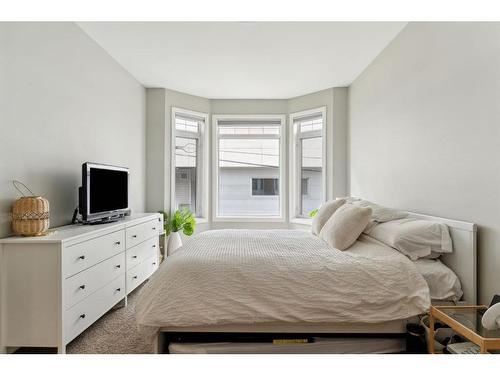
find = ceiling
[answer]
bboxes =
[78,22,406,99]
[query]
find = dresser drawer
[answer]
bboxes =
[127,255,159,293]
[126,219,161,248]
[64,274,125,344]
[126,236,158,270]
[63,230,125,278]
[64,252,125,310]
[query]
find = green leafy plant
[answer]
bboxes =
[309,208,319,218]
[160,209,196,236]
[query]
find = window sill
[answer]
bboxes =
[195,217,209,224]
[289,217,312,226]
[213,216,286,223]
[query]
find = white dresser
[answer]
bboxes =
[0,213,163,354]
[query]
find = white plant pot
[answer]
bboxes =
[167,232,182,256]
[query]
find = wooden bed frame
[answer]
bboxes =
[153,211,477,353]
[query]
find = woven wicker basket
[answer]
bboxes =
[12,196,50,236]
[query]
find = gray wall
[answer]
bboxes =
[145,88,167,214]
[348,22,500,304]
[0,23,146,237]
[211,99,288,115]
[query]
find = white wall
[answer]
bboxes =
[349,22,500,304]
[0,23,146,237]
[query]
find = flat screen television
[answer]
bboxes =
[79,162,130,223]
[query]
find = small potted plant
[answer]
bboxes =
[161,209,196,256]
[309,208,319,218]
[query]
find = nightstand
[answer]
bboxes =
[429,306,500,354]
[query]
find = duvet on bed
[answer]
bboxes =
[135,229,430,332]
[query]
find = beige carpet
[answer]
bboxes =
[66,283,152,354]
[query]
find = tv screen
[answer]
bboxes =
[88,166,128,214]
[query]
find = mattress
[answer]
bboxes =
[136,229,430,336]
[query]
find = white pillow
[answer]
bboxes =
[319,204,372,250]
[366,218,453,260]
[311,198,346,235]
[414,259,463,301]
[353,200,408,223]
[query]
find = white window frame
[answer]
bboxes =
[212,114,286,222]
[289,107,327,223]
[171,107,209,222]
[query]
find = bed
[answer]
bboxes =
[135,211,476,353]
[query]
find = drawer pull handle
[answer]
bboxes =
[132,255,137,259]
[152,227,156,230]
[152,245,156,248]
[78,255,85,260]
[152,262,156,266]
[116,288,121,292]
[80,314,86,319]
[115,241,121,245]
[132,235,137,238]
[132,276,138,279]
[79,285,86,290]
[115,264,121,268]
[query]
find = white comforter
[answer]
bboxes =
[136,230,430,331]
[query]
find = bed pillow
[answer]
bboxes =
[311,198,346,235]
[353,200,408,223]
[319,204,372,250]
[414,259,463,301]
[422,252,442,259]
[366,218,453,260]
[340,196,362,204]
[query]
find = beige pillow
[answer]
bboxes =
[311,198,346,235]
[319,204,373,250]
